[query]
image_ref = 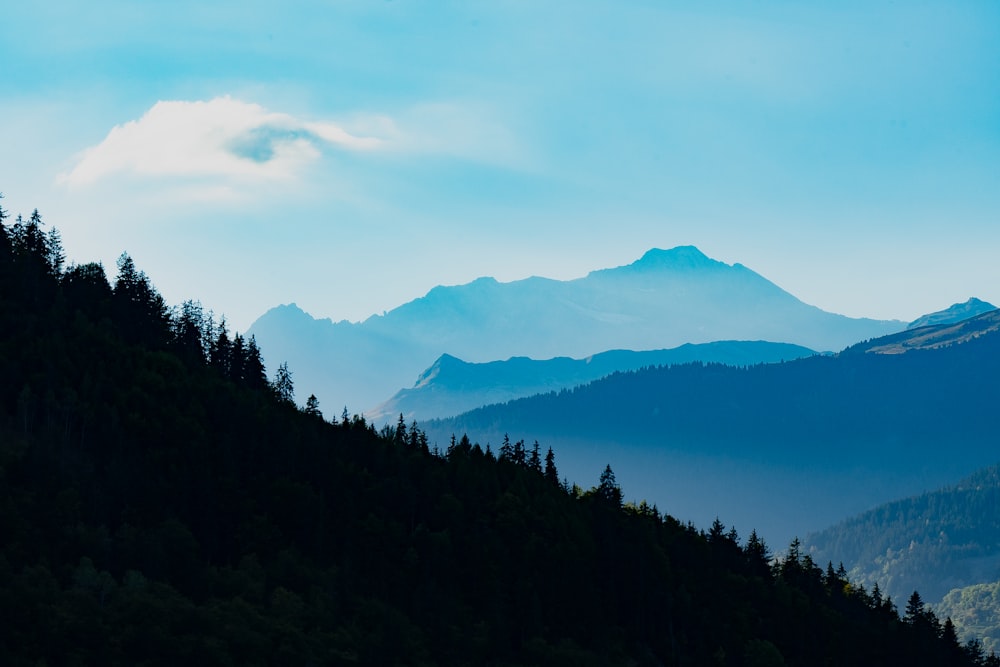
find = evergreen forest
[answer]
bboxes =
[0,197,994,665]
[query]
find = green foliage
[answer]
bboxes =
[938,581,1000,654]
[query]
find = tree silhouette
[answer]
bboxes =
[598,464,622,506]
[304,394,322,418]
[544,447,559,484]
[273,361,294,403]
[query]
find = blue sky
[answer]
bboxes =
[2,1,999,331]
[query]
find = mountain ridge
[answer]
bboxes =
[249,246,905,413]
[369,340,817,422]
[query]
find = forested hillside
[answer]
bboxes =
[0,198,991,666]
[805,465,1000,652]
[805,465,1000,604]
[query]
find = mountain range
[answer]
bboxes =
[425,307,1000,547]
[249,246,904,415]
[368,340,817,423]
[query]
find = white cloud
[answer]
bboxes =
[59,96,382,188]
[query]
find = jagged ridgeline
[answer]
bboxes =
[0,198,993,666]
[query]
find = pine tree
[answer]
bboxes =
[113,252,170,346]
[598,464,622,507]
[544,447,559,484]
[45,226,65,275]
[244,336,268,389]
[743,530,771,576]
[528,440,542,472]
[273,362,294,404]
[513,439,526,466]
[304,394,322,418]
[210,325,233,377]
[708,517,726,543]
[394,414,407,446]
[499,433,513,461]
[904,590,925,624]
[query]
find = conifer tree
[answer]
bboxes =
[499,433,513,461]
[210,325,233,377]
[744,530,771,577]
[273,362,294,404]
[304,394,322,418]
[598,464,622,506]
[513,439,526,466]
[45,225,65,275]
[394,414,407,446]
[113,252,170,346]
[528,440,542,472]
[544,447,559,484]
[244,336,268,389]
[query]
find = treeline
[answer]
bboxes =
[0,197,994,665]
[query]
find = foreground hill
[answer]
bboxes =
[248,246,903,413]
[369,341,817,423]
[426,310,1000,546]
[0,201,986,666]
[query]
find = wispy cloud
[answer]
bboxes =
[59,96,382,189]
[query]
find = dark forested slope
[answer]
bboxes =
[0,199,990,666]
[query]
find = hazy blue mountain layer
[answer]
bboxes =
[425,310,1000,548]
[368,341,817,423]
[249,246,903,415]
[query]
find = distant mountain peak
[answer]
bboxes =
[907,297,997,330]
[414,353,467,388]
[630,246,722,271]
[585,246,730,281]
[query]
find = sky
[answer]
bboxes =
[2,0,999,332]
